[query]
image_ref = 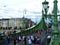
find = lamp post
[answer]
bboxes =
[42,0,49,29]
[42,0,49,19]
[42,2,50,45]
[42,0,49,31]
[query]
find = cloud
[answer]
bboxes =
[0,0,60,23]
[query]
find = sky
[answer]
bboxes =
[0,0,60,23]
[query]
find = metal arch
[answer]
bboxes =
[9,16,47,36]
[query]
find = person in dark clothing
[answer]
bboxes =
[5,36,10,45]
[36,38,40,45]
[7,36,10,43]
[14,38,16,45]
[33,36,37,44]
[24,36,26,45]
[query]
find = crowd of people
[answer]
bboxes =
[14,35,42,45]
[0,29,51,45]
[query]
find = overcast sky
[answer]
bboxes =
[0,0,60,22]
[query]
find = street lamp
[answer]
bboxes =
[42,0,49,16]
[42,0,49,29]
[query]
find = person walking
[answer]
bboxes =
[27,37,32,45]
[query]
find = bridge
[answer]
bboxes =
[0,0,60,45]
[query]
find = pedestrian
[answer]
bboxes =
[24,36,27,45]
[22,36,25,41]
[18,36,21,41]
[34,36,37,44]
[27,37,32,45]
[5,36,9,45]
[30,35,34,43]
[14,37,16,45]
[36,38,40,45]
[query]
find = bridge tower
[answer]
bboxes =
[49,0,60,45]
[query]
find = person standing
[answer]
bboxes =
[27,37,32,45]
[36,38,40,45]
[14,37,16,45]
[5,35,10,45]
[24,36,27,45]
[18,36,21,41]
[30,35,34,43]
[34,36,37,44]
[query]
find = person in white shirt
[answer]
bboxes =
[28,37,32,45]
[30,35,34,43]
[18,36,21,41]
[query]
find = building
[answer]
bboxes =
[0,18,35,30]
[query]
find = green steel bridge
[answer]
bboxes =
[0,0,60,45]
